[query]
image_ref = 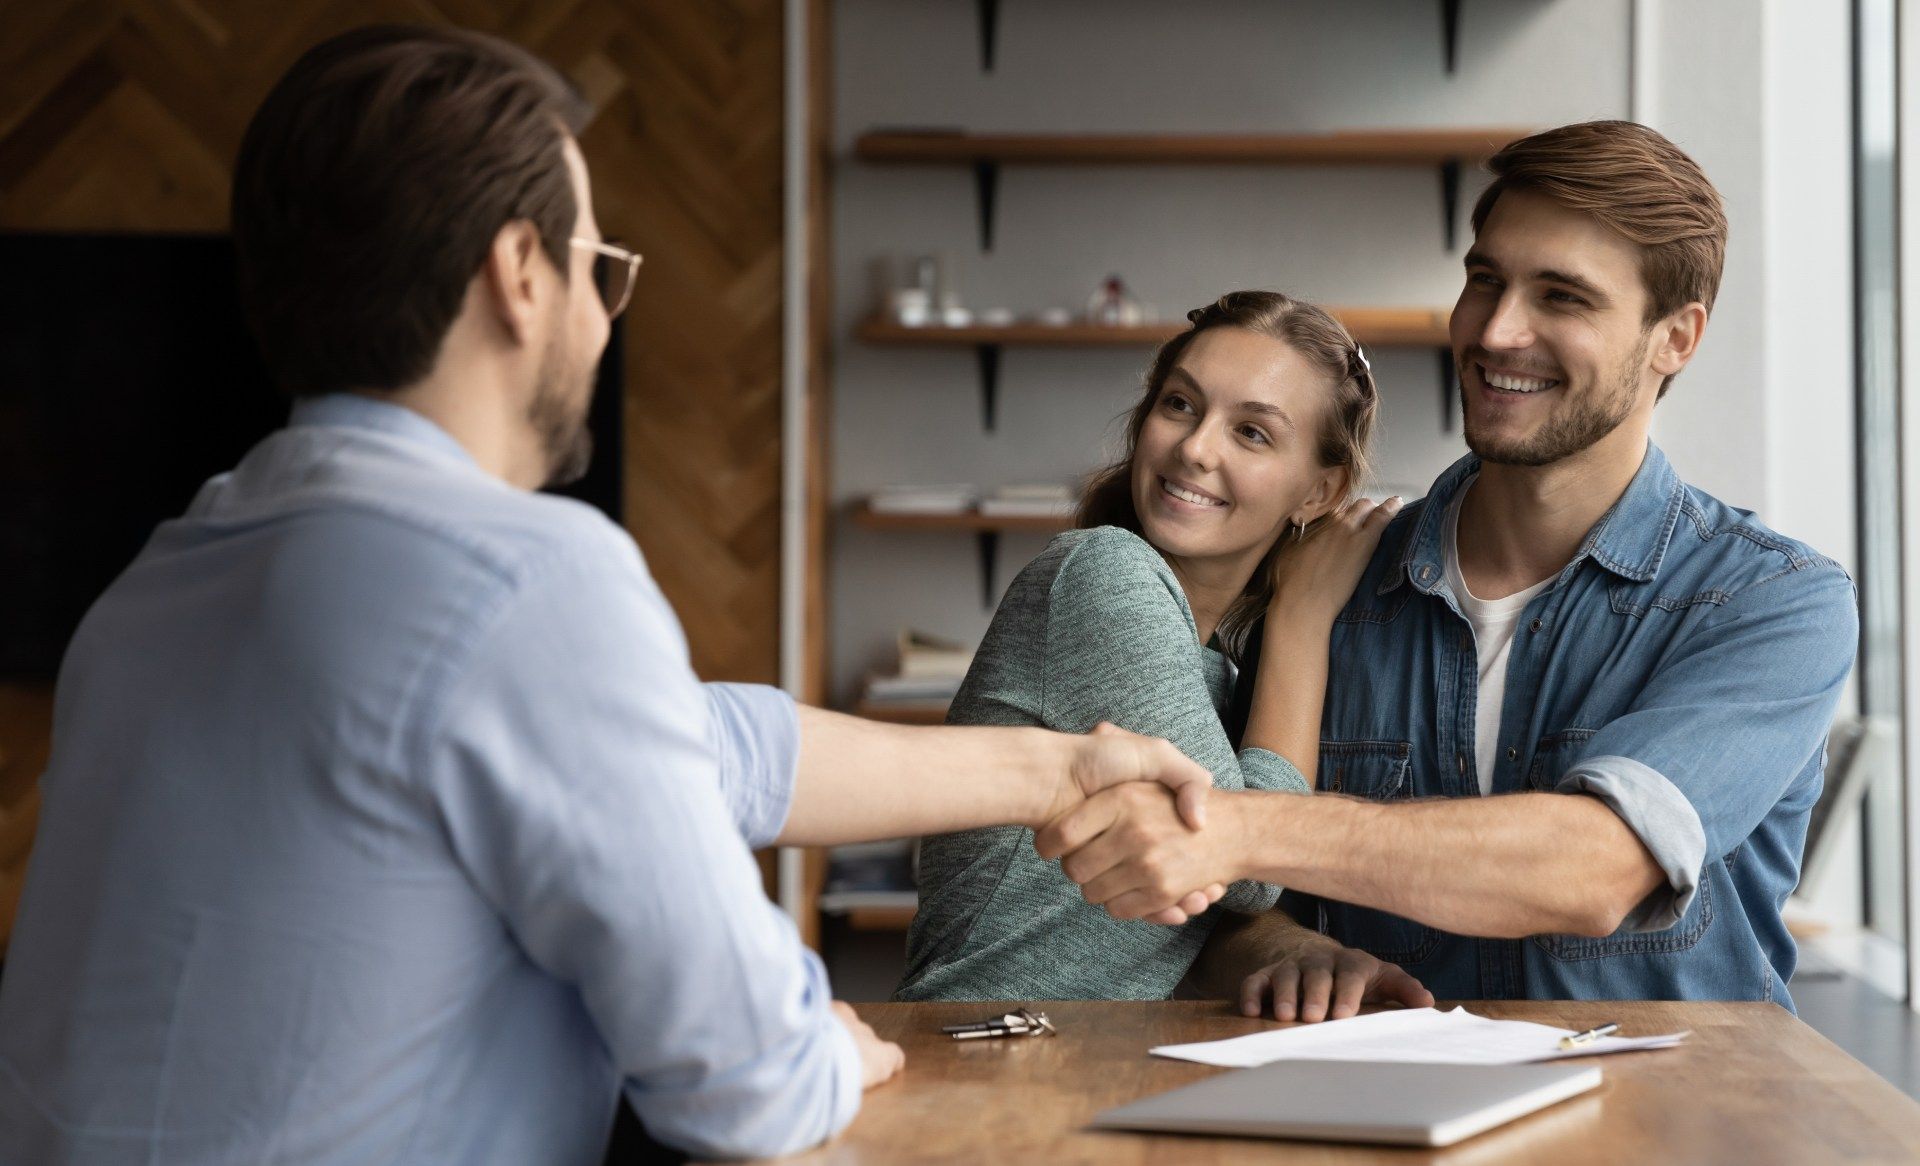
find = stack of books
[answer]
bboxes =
[817,838,918,916]
[862,629,974,711]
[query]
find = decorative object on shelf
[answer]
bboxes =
[879,252,976,329]
[1086,273,1150,327]
[854,127,1532,252]
[856,308,1461,434]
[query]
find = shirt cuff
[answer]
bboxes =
[819,992,865,1144]
[1236,746,1311,794]
[705,683,800,848]
[1554,754,1707,932]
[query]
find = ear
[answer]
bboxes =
[477,219,547,348]
[1293,463,1351,525]
[1648,301,1707,378]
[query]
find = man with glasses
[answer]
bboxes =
[0,27,1224,1164]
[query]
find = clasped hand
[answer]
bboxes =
[1041,721,1242,925]
[1035,777,1238,924]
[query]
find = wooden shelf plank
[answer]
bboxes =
[851,503,1071,534]
[858,308,1450,349]
[855,128,1531,166]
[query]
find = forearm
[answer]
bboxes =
[1222,790,1666,938]
[777,706,1068,846]
[1240,601,1333,786]
[1187,908,1322,999]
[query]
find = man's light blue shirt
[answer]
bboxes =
[0,393,859,1163]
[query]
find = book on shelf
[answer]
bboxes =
[864,674,963,703]
[868,484,977,515]
[816,888,919,914]
[820,839,916,916]
[978,482,1076,519]
[895,628,974,680]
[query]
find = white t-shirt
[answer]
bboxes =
[1442,481,1553,796]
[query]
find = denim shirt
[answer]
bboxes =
[1292,443,1857,1012]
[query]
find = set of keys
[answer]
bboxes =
[942,1007,1057,1041]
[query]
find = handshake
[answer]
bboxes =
[1034,722,1251,926]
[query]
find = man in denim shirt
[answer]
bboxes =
[1044,121,1858,1015]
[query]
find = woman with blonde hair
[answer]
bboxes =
[899,290,1399,1001]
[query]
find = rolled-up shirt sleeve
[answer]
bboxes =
[705,682,800,849]
[1556,755,1707,931]
[419,548,858,1159]
[1551,563,1857,933]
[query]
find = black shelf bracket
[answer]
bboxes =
[976,343,1001,430]
[1440,157,1461,250]
[976,530,1000,607]
[1441,0,1462,73]
[1439,347,1458,433]
[978,0,1000,71]
[973,159,999,251]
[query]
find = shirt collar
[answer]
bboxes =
[1383,440,1683,596]
[288,392,478,468]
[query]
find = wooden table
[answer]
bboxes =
[735,1000,1920,1165]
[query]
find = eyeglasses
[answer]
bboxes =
[570,238,642,318]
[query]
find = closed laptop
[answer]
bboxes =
[1092,1059,1603,1147]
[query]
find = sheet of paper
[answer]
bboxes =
[1150,1007,1689,1068]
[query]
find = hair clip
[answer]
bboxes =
[1352,345,1371,375]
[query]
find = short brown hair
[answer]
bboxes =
[232,26,589,397]
[1473,120,1726,321]
[1078,291,1377,663]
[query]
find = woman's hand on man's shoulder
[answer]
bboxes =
[1267,496,1403,621]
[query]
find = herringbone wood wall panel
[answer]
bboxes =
[0,0,789,945]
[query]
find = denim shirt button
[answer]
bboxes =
[1506,746,1518,762]
[1530,618,1544,632]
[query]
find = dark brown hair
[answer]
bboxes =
[1078,291,1378,662]
[231,26,590,397]
[1471,120,1727,398]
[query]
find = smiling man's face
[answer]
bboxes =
[1450,189,1666,468]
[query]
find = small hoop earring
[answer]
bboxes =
[1293,520,1307,543]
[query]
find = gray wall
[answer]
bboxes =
[828,0,1634,700]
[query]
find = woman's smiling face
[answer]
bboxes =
[1130,326,1345,572]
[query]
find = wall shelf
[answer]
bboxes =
[854,127,1530,251]
[854,128,1528,166]
[858,311,1460,434]
[860,309,1448,349]
[853,503,1071,605]
[852,503,1071,533]
[971,1,1482,76]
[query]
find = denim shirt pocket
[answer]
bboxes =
[1318,740,1441,966]
[1525,729,1716,961]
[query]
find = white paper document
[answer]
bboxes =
[1151,1007,1689,1069]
